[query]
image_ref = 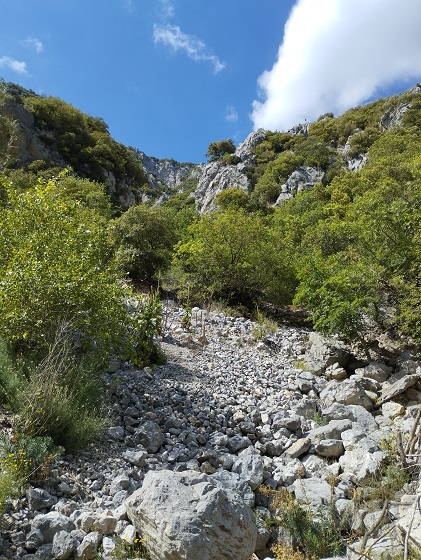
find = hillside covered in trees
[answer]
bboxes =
[0,79,420,357]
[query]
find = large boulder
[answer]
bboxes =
[320,379,373,410]
[301,332,351,375]
[125,470,257,560]
[231,446,264,490]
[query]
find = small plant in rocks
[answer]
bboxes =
[262,486,346,559]
[0,433,61,513]
[110,536,151,559]
[251,308,278,340]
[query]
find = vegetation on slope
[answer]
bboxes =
[0,82,420,510]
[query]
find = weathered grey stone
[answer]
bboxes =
[272,413,302,433]
[397,498,421,553]
[348,536,403,560]
[93,510,117,535]
[339,449,385,480]
[275,166,325,203]
[307,419,352,445]
[378,372,421,404]
[138,150,203,192]
[27,488,57,511]
[232,447,264,490]
[195,162,249,214]
[302,332,351,375]
[76,532,102,560]
[106,426,125,441]
[320,379,373,410]
[354,362,392,383]
[101,536,117,557]
[285,437,311,458]
[25,529,44,550]
[301,455,327,477]
[381,401,405,419]
[211,470,255,508]
[325,362,348,380]
[109,475,135,496]
[315,439,344,458]
[73,511,95,532]
[226,434,252,453]
[321,403,378,432]
[31,512,75,543]
[120,524,137,544]
[125,420,165,453]
[292,477,332,509]
[380,103,412,130]
[273,458,305,485]
[51,530,78,560]
[125,470,257,560]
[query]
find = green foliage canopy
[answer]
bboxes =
[109,204,178,282]
[206,139,236,162]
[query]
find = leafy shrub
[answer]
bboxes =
[0,174,121,356]
[0,433,61,480]
[264,487,345,559]
[109,205,177,282]
[173,209,296,307]
[252,152,304,204]
[0,433,61,512]
[21,94,147,199]
[206,139,236,162]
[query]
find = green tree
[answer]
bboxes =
[0,173,159,362]
[109,204,177,282]
[206,139,236,162]
[174,209,295,306]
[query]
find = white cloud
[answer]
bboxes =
[252,0,421,131]
[21,37,44,53]
[0,56,28,74]
[159,0,175,19]
[153,24,225,74]
[225,105,239,123]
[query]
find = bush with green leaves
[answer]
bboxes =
[205,138,236,162]
[0,432,61,512]
[173,208,296,307]
[263,487,345,559]
[10,325,106,451]
[22,94,147,195]
[0,172,162,364]
[109,204,177,282]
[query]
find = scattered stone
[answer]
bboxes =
[315,439,344,458]
[320,379,373,410]
[378,371,421,404]
[285,438,311,458]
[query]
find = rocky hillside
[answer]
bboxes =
[2,81,421,214]
[1,303,421,559]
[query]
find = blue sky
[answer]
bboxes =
[1,0,421,163]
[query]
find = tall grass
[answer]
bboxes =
[0,325,106,452]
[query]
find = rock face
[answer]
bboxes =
[0,100,53,166]
[194,131,267,213]
[275,166,325,203]
[135,150,204,192]
[125,470,257,560]
[194,161,250,213]
[380,103,411,130]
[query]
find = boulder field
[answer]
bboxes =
[1,302,420,559]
